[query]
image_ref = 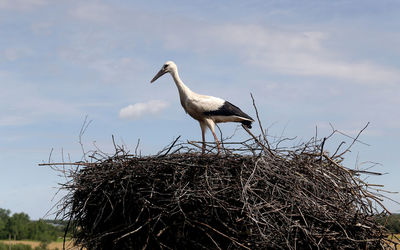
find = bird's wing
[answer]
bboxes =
[204,100,254,121]
[188,94,254,121]
[187,94,226,114]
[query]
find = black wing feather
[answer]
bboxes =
[204,101,254,128]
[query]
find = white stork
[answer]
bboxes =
[151,61,254,154]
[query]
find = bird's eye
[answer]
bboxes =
[163,64,168,69]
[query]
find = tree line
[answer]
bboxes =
[0,208,65,242]
[376,213,400,234]
[0,207,398,244]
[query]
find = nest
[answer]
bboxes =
[46,117,396,249]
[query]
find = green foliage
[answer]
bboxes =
[0,209,11,239]
[27,220,58,242]
[7,213,30,240]
[376,213,400,233]
[0,208,66,242]
[385,214,400,233]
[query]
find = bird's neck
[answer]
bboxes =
[170,70,193,100]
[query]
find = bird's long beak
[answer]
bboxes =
[150,69,166,83]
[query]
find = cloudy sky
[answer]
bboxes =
[1,0,399,219]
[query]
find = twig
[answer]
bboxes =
[250,93,272,151]
[159,136,181,157]
[242,124,275,156]
[192,220,251,250]
[39,162,96,167]
[336,122,370,158]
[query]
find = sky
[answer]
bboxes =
[0,0,399,219]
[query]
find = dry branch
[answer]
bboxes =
[44,122,396,250]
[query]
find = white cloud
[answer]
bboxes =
[227,25,400,85]
[58,28,148,84]
[0,97,83,126]
[88,57,145,83]
[60,46,146,83]
[31,22,53,35]
[2,47,33,61]
[0,0,48,10]
[70,2,113,23]
[164,24,400,85]
[119,100,169,120]
[0,115,31,126]
[0,71,84,126]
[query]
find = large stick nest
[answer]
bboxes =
[48,118,395,249]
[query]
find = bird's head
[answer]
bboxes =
[150,61,177,83]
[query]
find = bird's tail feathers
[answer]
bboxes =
[241,120,252,129]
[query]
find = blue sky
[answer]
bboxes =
[1,0,399,219]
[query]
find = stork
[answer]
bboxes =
[151,61,254,154]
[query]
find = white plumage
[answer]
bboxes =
[151,61,254,154]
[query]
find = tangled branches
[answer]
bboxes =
[41,121,398,250]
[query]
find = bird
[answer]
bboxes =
[151,61,254,154]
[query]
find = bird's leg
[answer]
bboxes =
[201,129,206,155]
[211,130,221,154]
